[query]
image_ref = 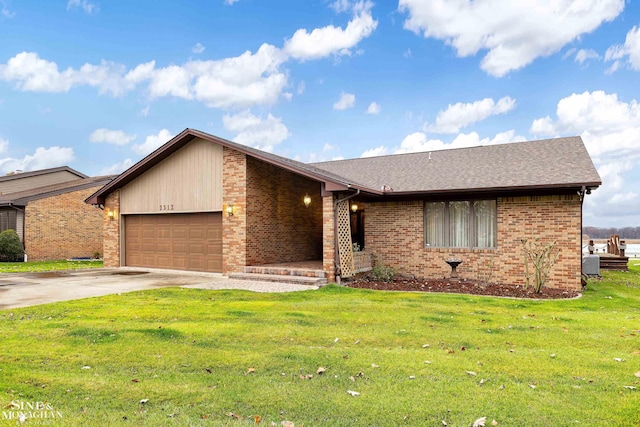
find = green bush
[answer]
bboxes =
[0,229,24,262]
[372,263,396,282]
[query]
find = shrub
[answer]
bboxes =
[372,263,396,282]
[0,229,24,262]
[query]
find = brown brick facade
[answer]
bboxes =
[24,186,105,261]
[246,157,322,266]
[365,194,582,290]
[103,190,120,268]
[222,147,248,274]
[322,194,336,282]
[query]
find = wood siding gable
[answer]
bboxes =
[120,138,223,214]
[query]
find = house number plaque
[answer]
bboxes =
[159,204,174,211]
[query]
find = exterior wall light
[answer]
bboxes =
[303,194,311,208]
[351,203,358,213]
[225,203,235,217]
[107,209,117,221]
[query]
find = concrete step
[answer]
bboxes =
[243,266,326,278]
[229,272,327,286]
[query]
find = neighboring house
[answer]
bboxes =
[86,129,601,290]
[0,166,87,196]
[0,175,115,260]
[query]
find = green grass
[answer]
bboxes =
[1,266,639,426]
[0,259,103,273]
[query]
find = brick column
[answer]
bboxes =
[322,194,336,282]
[222,148,247,274]
[103,190,120,268]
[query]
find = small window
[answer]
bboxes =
[425,200,496,248]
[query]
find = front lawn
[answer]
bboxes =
[0,259,103,273]
[1,265,639,426]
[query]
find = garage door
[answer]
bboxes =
[125,213,222,272]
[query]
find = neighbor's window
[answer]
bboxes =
[425,200,496,248]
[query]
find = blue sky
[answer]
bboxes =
[0,0,639,227]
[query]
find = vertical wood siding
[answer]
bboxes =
[120,138,223,214]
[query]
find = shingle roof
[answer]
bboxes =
[312,136,601,194]
[86,130,601,205]
[0,175,116,206]
[0,166,87,183]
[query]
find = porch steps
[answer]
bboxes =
[228,265,327,286]
[228,272,327,286]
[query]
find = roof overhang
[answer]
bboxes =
[85,128,380,205]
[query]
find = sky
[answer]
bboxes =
[0,0,639,227]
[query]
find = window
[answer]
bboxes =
[425,200,496,248]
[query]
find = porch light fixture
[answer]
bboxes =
[303,194,311,208]
[351,203,358,213]
[107,209,117,221]
[225,203,235,217]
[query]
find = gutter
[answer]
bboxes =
[332,188,360,284]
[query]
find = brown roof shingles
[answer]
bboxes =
[311,136,601,194]
[0,175,116,206]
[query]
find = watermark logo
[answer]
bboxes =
[2,400,63,425]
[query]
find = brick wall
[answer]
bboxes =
[103,190,120,267]
[24,186,105,261]
[222,147,248,274]
[322,194,336,282]
[365,194,582,290]
[246,157,323,265]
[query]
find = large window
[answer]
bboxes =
[425,200,496,248]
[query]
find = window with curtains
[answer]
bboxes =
[424,200,496,248]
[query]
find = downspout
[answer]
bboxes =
[333,188,360,284]
[579,186,586,284]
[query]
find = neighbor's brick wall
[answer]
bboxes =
[24,186,105,261]
[222,147,248,274]
[246,157,323,266]
[365,194,582,290]
[102,190,120,268]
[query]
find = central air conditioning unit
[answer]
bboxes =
[582,255,600,276]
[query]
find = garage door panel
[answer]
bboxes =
[125,213,222,273]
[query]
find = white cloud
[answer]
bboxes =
[0,136,8,153]
[323,143,337,152]
[0,52,133,96]
[605,25,640,73]
[132,129,174,156]
[192,43,205,54]
[297,81,306,95]
[282,92,293,101]
[574,48,600,64]
[284,1,378,60]
[366,101,381,115]
[222,110,290,152]
[398,0,624,77]
[394,130,525,154]
[530,90,640,226]
[0,146,74,174]
[100,158,133,175]
[330,0,351,13]
[403,48,412,58]
[224,0,239,4]
[425,96,516,134]
[0,46,287,109]
[361,145,388,157]
[333,92,355,110]
[89,128,136,146]
[139,106,149,117]
[67,0,98,14]
[1,0,15,18]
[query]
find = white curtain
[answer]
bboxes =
[449,201,470,247]
[474,200,496,248]
[425,202,445,246]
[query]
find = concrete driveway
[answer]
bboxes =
[0,268,318,310]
